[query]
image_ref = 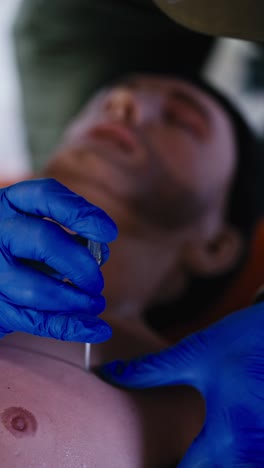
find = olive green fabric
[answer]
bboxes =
[155,0,264,41]
[13,0,214,171]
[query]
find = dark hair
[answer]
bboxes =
[145,76,264,331]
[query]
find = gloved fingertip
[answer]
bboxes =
[92,321,113,343]
[88,294,106,316]
[72,318,113,343]
[97,360,131,385]
[101,243,110,265]
[98,214,118,243]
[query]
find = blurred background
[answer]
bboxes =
[0,0,30,179]
[1,0,263,181]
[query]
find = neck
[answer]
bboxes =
[41,165,190,320]
[102,230,188,321]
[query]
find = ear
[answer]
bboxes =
[183,226,244,276]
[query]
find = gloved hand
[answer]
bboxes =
[0,178,118,342]
[100,302,264,467]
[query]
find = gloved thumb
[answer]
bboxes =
[99,332,209,393]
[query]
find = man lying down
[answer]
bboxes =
[0,72,263,467]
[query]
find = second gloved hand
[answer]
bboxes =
[0,178,118,342]
[100,302,264,467]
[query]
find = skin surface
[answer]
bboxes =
[0,328,204,468]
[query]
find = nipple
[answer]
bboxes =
[1,407,37,438]
[12,416,27,431]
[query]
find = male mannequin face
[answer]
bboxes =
[45,73,242,317]
[48,74,236,234]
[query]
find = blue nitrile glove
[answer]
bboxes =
[0,178,118,342]
[100,302,264,467]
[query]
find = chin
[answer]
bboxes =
[44,157,161,236]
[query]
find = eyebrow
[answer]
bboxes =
[168,89,210,124]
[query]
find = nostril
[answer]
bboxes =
[105,89,138,124]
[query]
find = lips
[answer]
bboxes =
[88,123,140,153]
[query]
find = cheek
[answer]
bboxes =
[148,130,209,190]
[66,98,106,141]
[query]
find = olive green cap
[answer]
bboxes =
[154,0,264,41]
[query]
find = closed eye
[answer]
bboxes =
[163,106,187,126]
[163,97,209,139]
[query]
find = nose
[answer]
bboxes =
[104,86,163,126]
[104,87,139,125]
